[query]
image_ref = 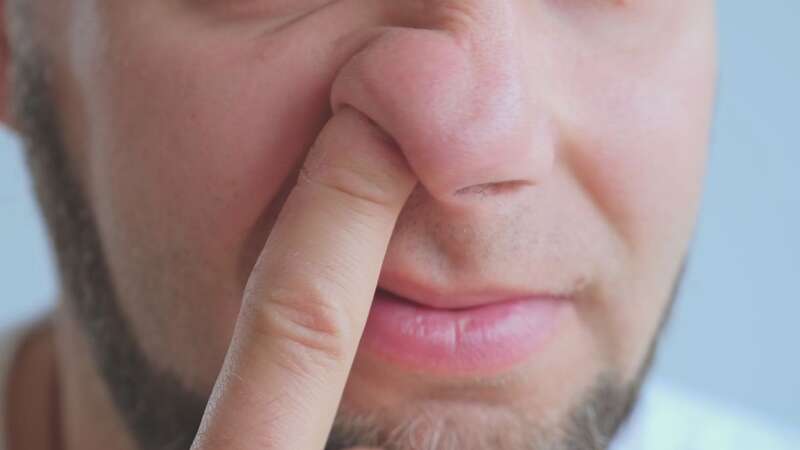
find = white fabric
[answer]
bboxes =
[611,379,799,450]
[0,316,796,450]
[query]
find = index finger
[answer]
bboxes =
[190,107,416,450]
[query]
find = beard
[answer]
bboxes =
[8,4,683,449]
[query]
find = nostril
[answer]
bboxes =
[329,24,553,206]
[453,180,533,197]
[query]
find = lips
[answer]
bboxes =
[359,284,568,375]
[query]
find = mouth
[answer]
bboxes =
[360,285,568,376]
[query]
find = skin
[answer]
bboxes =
[2,0,717,449]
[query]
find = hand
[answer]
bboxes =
[190,106,417,450]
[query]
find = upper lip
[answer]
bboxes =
[376,271,568,310]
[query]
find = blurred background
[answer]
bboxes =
[1,0,798,432]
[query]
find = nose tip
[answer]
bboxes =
[330,3,555,205]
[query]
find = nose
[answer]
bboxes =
[330,0,555,205]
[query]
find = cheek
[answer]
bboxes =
[88,15,355,283]
[68,11,349,386]
[570,82,709,253]
[562,30,714,259]
[561,32,715,377]
[94,36,327,281]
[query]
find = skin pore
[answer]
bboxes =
[3,1,716,449]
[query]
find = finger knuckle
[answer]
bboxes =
[246,285,355,369]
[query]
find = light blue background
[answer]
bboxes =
[1,0,798,431]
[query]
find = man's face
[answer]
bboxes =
[18,0,715,448]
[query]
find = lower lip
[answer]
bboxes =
[360,290,566,375]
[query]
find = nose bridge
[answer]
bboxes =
[330,0,554,204]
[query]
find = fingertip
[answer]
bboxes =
[301,106,417,211]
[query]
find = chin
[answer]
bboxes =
[331,322,642,450]
[329,399,551,450]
